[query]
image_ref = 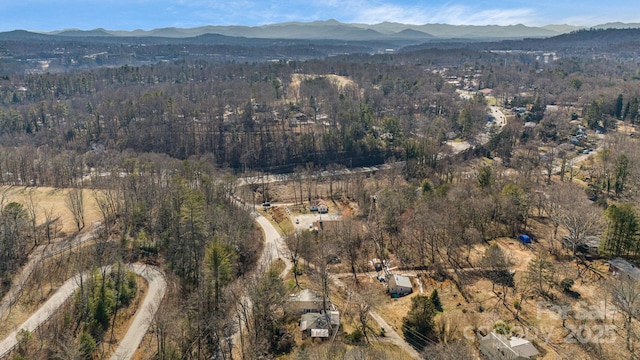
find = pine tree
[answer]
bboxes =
[604,204,639,257]
[402,295,437,350]
[615,94,624,119]
[525,252,554,295]
[430,289,443,312]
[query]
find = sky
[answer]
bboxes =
[1,0,639,32]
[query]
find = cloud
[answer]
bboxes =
[348,2,536,25]
[435,6,537,25]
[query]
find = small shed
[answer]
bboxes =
[518,235,531,244]
[388,274,413,296]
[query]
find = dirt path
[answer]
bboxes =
[0,263,166,359]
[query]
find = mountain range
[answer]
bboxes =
[35,20,640,42]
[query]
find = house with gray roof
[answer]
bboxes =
[608,258,640,281]
[388,274,413,297]
[300,310,339,339]
[479,332,539,360]
[289,289,330,314]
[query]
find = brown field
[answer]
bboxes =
[289,74,357,102]
[1,186,102,233]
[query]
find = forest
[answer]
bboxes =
[1,28,640,359]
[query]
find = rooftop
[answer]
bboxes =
[481,332,540,359]
[608,258,640,281]
[392,274,413,288]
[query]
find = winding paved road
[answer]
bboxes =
[0,223,102,321]
[109,264,166,360]
[0,264,166,359]
[229,199,293,354]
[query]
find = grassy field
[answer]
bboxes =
[0,186,102,234]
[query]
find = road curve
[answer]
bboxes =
[110,264,166,360]
[229,200,292,354]
[0,264,166,360]
[0,223,102,321]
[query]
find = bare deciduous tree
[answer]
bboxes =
[43,205,58,244]
[66,188,85,231]
[608,275,640,352]
[25,190,38,247]
[546,183,603,255]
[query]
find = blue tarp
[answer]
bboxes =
[518,235,531,244]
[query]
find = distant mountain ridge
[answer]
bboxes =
[43,20,639,40]
[15,20,640,42]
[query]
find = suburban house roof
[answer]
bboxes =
[480,332,539,359]
[608,258,640,281]
[289,289,330,313]
[391,274,412,288]
[311,329,329,338]
[582,236,601,248]
[301,312,331,331]
[310,199,328,207]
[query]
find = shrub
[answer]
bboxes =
[560,278,574,292]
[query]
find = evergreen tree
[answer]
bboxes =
[402,295,437,350]
[525,252,554,295]
[614,154,631,196]
[615,94,624,119]
[629,98,640,124]
[430,289,443,312]
[585,100,601,129]
[604,203,639,257]
[530,93,545,122]
[477,165,493,190]
[206,239,233,311]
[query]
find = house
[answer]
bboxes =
[479,88,493,96]
[512,107,527,115]
[301,312,332,339]
[253,103,269,113]
[388,274,413,297]
[562,235,601,259]
[289,289,331,314]
[479,332,540,360]
[309,199,328,213]
[608,258,640,281]
[318,203,328,213]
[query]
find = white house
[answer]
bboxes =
[309,199,328,213]
[388,274,412,296]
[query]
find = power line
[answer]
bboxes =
[401,323,438,348]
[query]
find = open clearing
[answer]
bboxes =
[289,73,357,102]
[0,186,102,234]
